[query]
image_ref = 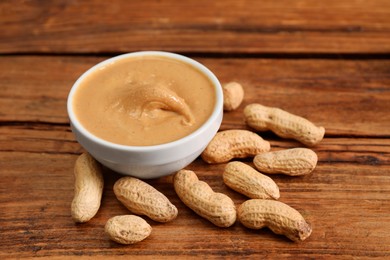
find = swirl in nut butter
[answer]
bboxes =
[119,84,195,126]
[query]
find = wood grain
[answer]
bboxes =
[1,58,389,256]
[1,56,389,136]
[1,0,390,258]
[1,150,389,258]
[1,0,389,54]
[1,125,389,165]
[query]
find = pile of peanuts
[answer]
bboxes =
[71,82,325,244]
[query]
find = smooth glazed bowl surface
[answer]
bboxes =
[67,51,223,179]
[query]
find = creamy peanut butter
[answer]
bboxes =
[72,55,216,146]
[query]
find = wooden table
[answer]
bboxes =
[1,1,389,258]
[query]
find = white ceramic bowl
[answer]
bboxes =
[67,51,223,179]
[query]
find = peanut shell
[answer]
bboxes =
[114,177,178,223]
[254,148,318,176]
[201,129,271,164]
[223,161,280,199]
[105,215,152,244]
[173,169,236,227]
[244,103,325,146]
[238,199,312,242]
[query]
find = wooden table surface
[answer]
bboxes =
[1,1,390,259]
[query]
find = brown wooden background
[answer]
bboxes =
[1,0,389,258]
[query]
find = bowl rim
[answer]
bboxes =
[67,51,223,153]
